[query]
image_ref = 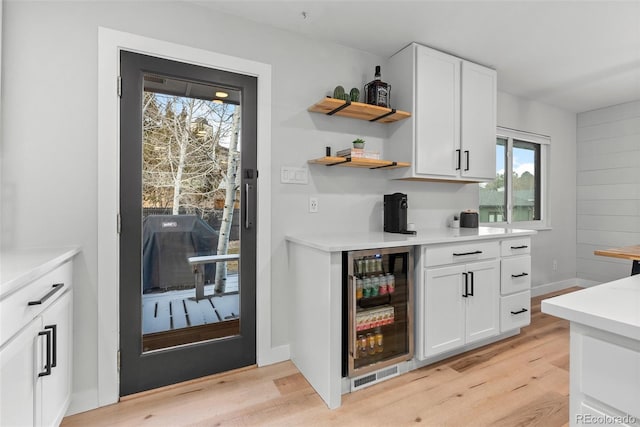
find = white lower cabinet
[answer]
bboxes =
[420,259,499,359]
[0,261,73,427]
[417,237,533,362]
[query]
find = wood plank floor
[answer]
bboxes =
[62,288,580,427]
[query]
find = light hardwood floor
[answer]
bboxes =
[62,288,579,427]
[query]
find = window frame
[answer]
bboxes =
[481,127,550,229]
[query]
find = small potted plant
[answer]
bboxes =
[353,138,365,149]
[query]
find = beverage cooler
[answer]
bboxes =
[342,246,414,383]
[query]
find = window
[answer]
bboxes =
[479,127,549,227]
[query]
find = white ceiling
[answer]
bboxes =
[193,0,640,113]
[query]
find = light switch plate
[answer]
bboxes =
[281,166,308,184]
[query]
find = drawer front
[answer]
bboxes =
[581,335,640,418]
[501,255,531,295]
[500,238,531,257]
[500,291,530,332]
[424,241,499,267]
[0,261,72,346]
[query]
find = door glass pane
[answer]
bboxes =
[512,140,540,221]
[140,74,241,352]
[479,138,507,223]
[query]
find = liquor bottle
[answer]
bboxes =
[365,65,390,108]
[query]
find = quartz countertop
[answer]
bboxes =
[0,247,80,299]
[286,226,536,252]
[542,275,640,341]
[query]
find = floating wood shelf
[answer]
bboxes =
[308,97,411,123]
[308,156,410,170]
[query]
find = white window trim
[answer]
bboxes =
[482,127,551,230]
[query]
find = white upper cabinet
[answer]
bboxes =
[387,43,497,182]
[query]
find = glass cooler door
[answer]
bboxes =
[346,246,414,377]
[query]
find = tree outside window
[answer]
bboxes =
[480,129,547,225]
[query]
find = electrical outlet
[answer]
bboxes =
[309,197,318,213]
[552,259,558,271]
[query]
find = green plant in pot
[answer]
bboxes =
[353,138,365,149]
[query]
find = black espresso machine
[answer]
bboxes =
[384,193,416,234]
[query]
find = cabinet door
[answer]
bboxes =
[465,260,500,344]
[40,290,73,427]
[460,60,496,181]
[423,264,466,357]
[415,45,460,178]
[0,318,40,427]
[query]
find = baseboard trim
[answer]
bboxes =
[258,344,290,366]
[576,278,601,288]
[65,388,99,417]
[531,279,583,297]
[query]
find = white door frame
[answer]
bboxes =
[97,27,281,407]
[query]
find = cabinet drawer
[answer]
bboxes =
[424,241,499,267]
[500,255,531,295]
[501,238,531,257]
[500,291,530,332]
[581,336,640,418]
[0,261,72,346]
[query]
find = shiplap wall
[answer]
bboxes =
[576,101,640,282]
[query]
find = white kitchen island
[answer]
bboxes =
[287,226,536,409]
[542,276,640,426]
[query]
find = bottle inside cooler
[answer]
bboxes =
[345,247,413,376]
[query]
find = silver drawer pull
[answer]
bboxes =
[511,272,529,278]
[28,283,65,306]
[510,308,528,315]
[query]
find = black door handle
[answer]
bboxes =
[510,245,528,249]
[464,150,470,171]
[38,329,53,377]
[462,272,468,297]
[456,149,461,170]
[453,250,482,257]
[468,271,474,296]
[45,324,57,368]
[510,308,529,315]
[28,283,64,306]
[511,272,529,278]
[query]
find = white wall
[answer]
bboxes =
[497,92,578,292]
[576,100,640,282]
[0,0,578,414]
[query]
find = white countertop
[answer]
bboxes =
[0,247,80,299]
[542,275,640,341]
[286,226,536,252]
